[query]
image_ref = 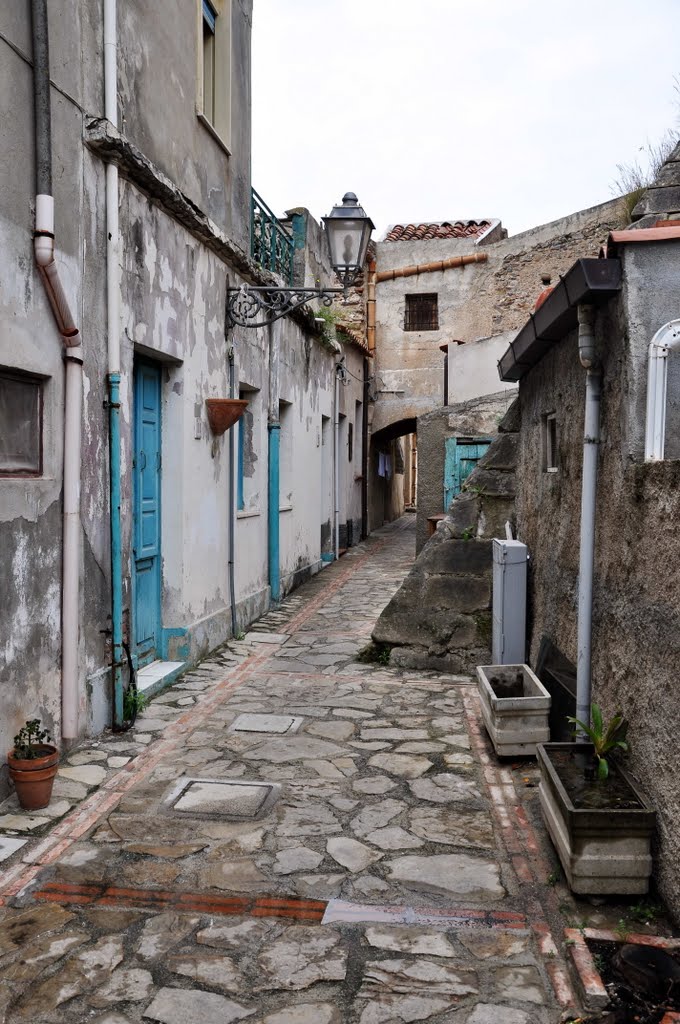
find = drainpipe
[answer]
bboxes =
[227,337,238,636]
[644,320,680,461]
[361,357,369,539]
[268,323,281,603]
[31,0,83,740]
[366,258,376,355]
[103,0,124,728]
[575,304,601,735]
[334,363,341,559]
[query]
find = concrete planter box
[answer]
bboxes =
[537,742,656,895]
[476,663,551,756]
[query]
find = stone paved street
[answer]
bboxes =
[0,517,579,1023]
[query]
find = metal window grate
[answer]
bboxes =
[404,293,438,331]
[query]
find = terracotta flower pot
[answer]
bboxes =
[7,744,59,810]
[205,398,248,436]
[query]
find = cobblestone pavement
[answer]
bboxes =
[0,517,584,1023]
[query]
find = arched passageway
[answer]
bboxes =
[368,417,418,531]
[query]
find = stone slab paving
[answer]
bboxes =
[0,517,577,1022]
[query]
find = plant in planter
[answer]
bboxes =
[537,705,655,896]
[8,719,59,811]
[476,663,551,756]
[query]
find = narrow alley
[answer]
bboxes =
[0,516,578,1024]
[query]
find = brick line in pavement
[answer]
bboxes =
[463,689,578,1011]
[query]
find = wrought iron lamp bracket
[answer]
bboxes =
[226,285,345,329]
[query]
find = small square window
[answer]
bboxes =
[545,413,558,473]
[0,370,42,476]
[404,294,438,331]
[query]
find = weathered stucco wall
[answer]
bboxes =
[514,240,680,920]
[448,333,517,405]
[372,198,626,438]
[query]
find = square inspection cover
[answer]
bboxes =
[165,779,280,819]
[230,713,302,734]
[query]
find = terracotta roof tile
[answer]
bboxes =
[385,220,492,242]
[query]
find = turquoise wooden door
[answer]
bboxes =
[444,438,491,510]
[133,362,162,666]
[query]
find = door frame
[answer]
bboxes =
[444,435,492,510]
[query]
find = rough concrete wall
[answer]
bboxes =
[514,241,680,921]
[373,401,520,671]
[448,333,517,405]
[416,391,517,553]
[372,197,626,437]
[0,4,104,792]
[118,0,252,251]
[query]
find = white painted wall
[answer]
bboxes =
[448,332,518,405]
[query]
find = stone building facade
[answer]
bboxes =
[0,1,365,795]
[367,198,628,534]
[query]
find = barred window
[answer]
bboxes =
[404,293,438,331]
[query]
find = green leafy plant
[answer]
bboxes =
[123,688,147,721]
[356,642,391,666]
[235,630,246,641]
[461,527,474,541]
[629,899,660,926]
[546,869,560,887]
[13,719,53,760]
[566,704,629,780]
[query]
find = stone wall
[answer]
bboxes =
[373,400,520,671]
[513,237,680,920]
[415,391,517,553]
[371,197,627,439]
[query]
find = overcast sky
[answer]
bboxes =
[252,0,679,239]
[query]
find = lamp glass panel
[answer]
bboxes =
[327,220,364,269]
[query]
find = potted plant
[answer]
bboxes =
[537,705,655,895]
[476,663,551,756]
[8,719,59,811]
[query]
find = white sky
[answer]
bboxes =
[252,0,680,239]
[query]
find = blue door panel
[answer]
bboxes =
[444,438,491,510]
[133,362,162,667]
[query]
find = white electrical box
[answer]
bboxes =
[492,539,527,664]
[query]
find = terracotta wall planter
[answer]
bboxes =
[476,663,551,756]
[537,742,656,895]
[7,744,59,810]
[205,398,248,436]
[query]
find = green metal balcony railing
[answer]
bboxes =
[251,188,294,284]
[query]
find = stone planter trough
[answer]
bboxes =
[476,663,550,757]
[537,742,656,895]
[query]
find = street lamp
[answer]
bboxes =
[226,192,374,329]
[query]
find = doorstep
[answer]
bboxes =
[136,660,186,697]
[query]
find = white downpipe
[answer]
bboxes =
[34,193,83,740]
[644,319,680,461]
[334,367,340,560]
[104,0,119,375]
[61,347,83,738]
[575,305,601,735]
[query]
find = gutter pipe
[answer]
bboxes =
[375,251,487,284]
[644,319,680,461]
[334,363,340,559]
[31,0,82,740]
[268,323,281,602]
[227,338,238,636]
[366,258,376,354]
[104,0,124,729]
[575,304,601,735]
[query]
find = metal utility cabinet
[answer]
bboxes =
[492,539,528,664]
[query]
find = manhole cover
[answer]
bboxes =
[230,713,302,734]
[163,779,280,819]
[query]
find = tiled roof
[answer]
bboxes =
[385,220,492,242]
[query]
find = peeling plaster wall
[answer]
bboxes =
[514,242,680,920]
[0,3,105,794]
[118,0,252,252]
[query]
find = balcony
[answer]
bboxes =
[251,189,294,284]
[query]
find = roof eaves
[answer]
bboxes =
[497,258,622,383]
